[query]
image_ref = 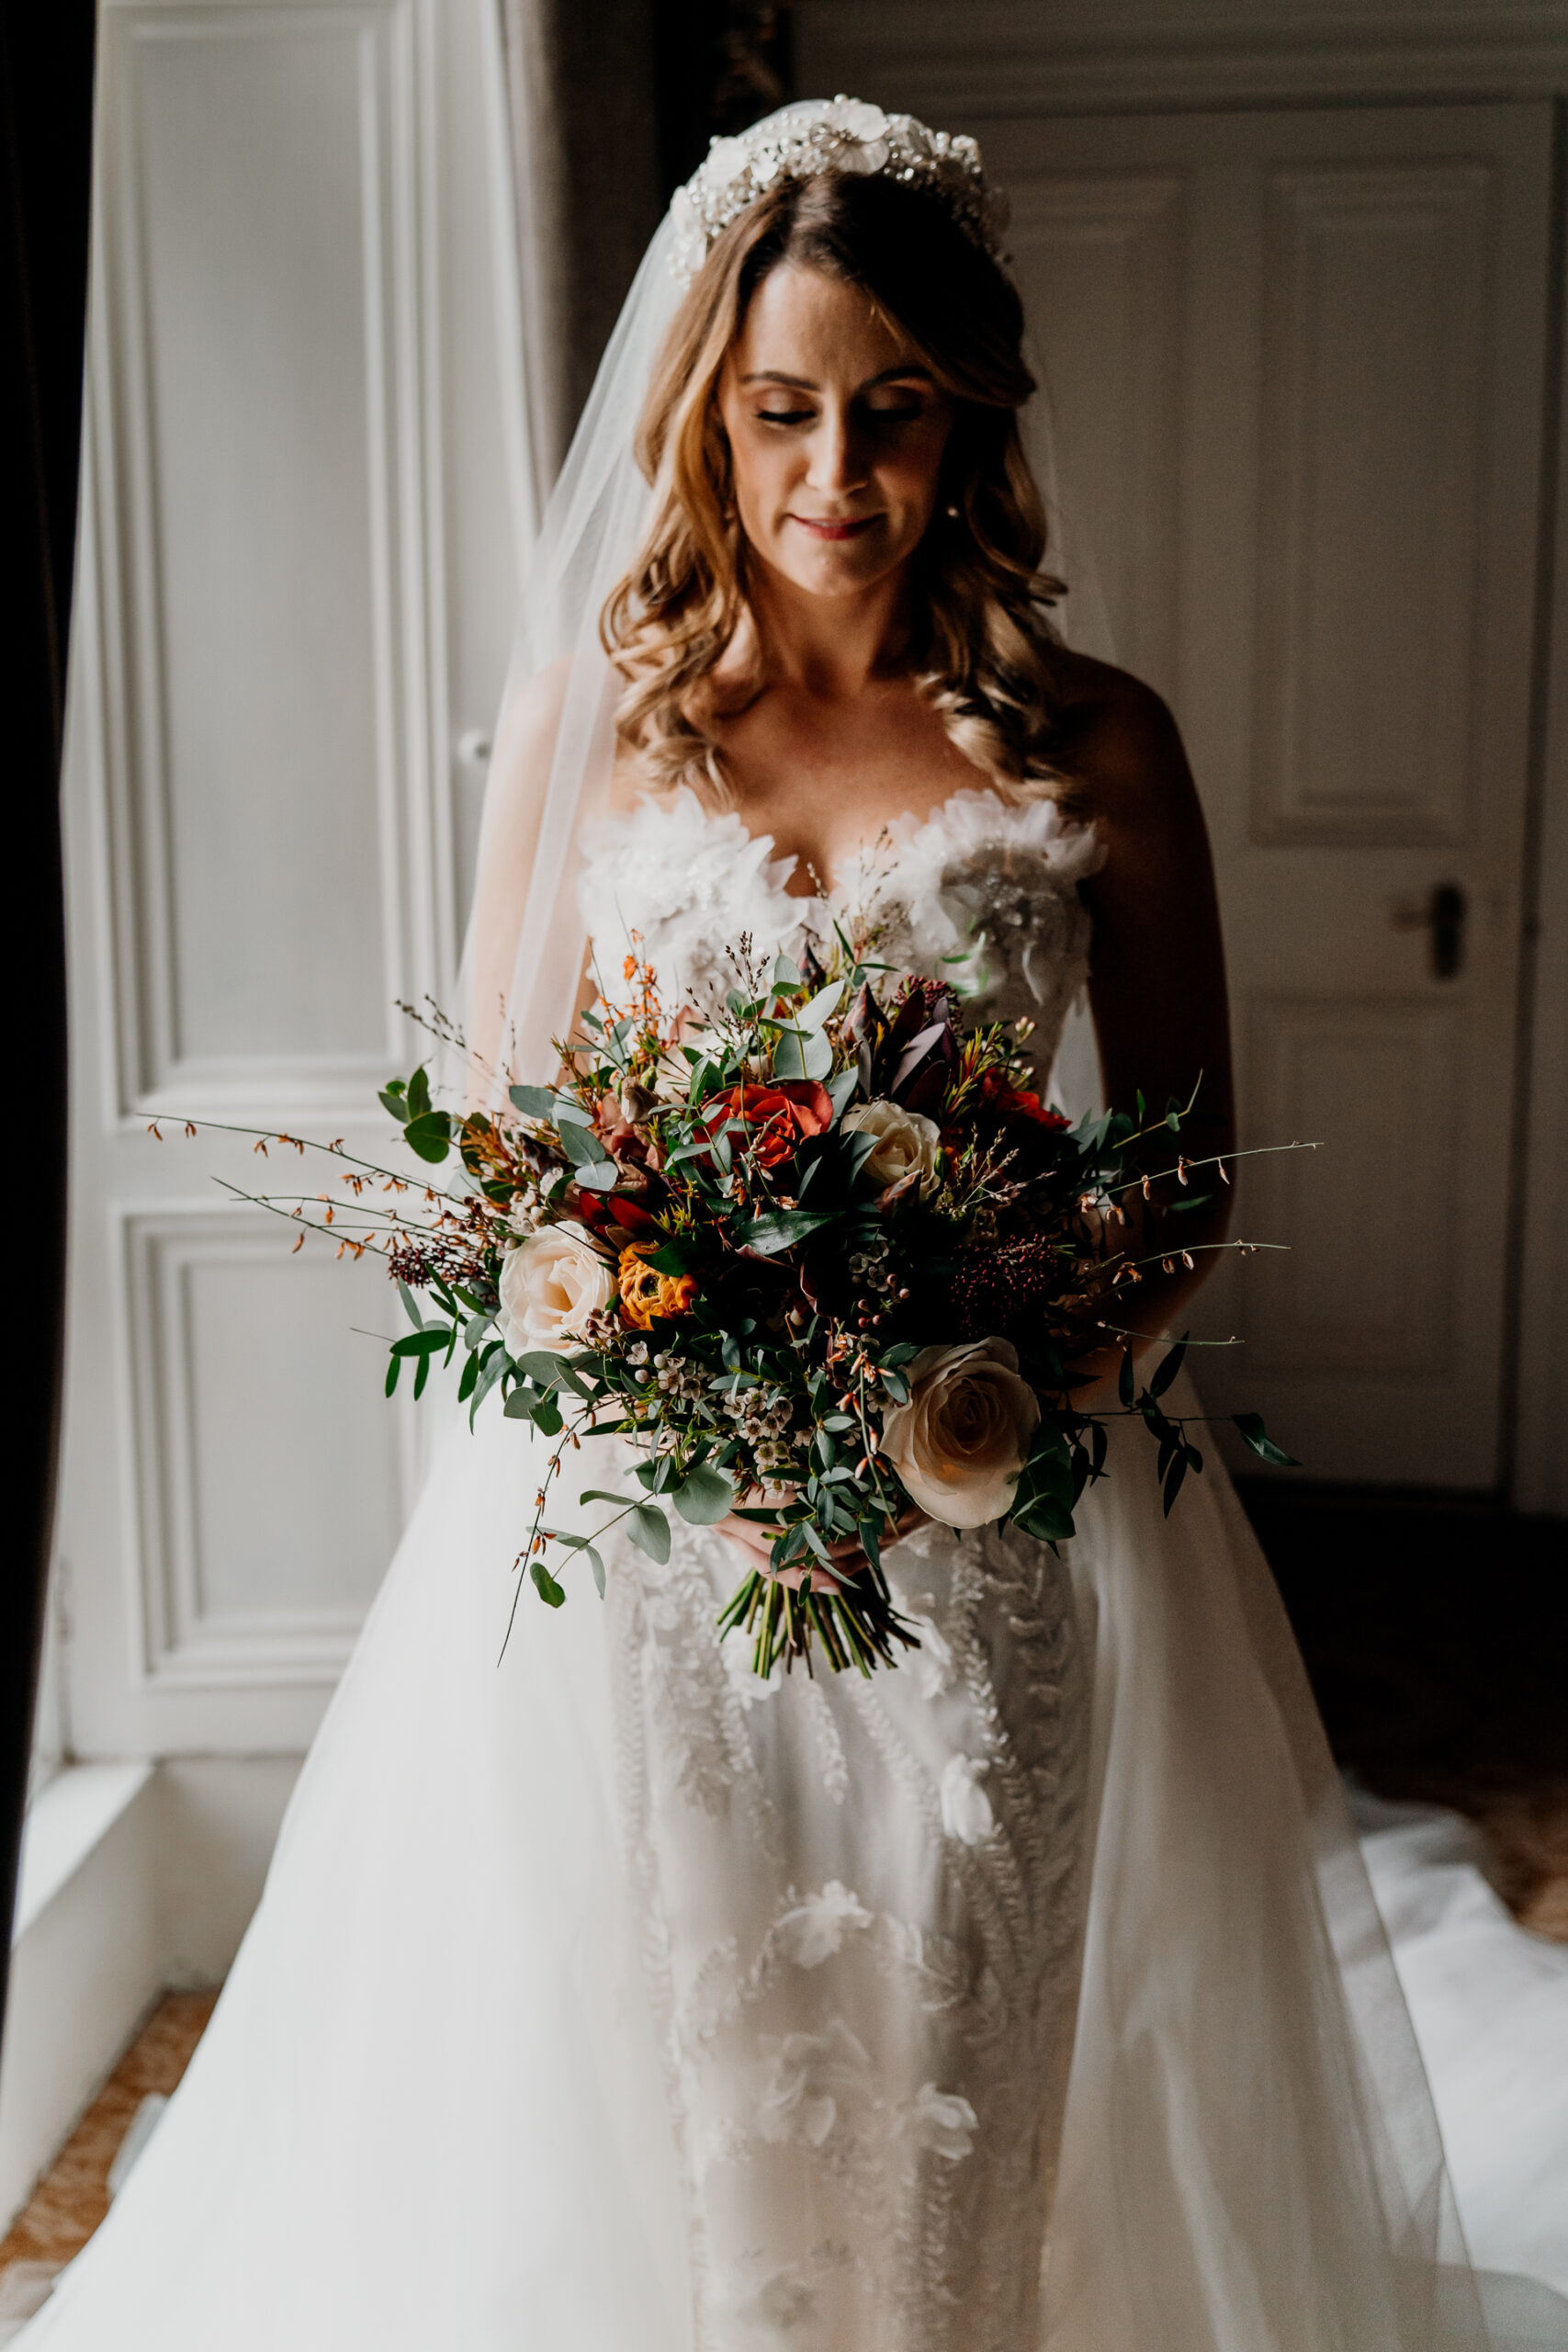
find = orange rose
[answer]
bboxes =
[618,1241,698,1330]
[697,1080,834,1171]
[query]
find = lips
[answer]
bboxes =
[790,514,878,541]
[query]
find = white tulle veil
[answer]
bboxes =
[458,99,1112,1098]
[458,98,1493,2347]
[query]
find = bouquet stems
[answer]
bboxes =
[716,1556,918,1679]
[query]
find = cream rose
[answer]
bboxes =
[497,1219,615,1356]
[841,1100,942,1195]
[880,1338,1040,1528]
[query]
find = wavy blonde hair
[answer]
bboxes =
[600,170,1068,802]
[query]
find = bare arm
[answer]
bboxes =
[1070,677,1235,1387]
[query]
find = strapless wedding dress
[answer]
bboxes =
[20,786,1504,2350]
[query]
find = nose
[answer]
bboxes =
[805,401,869,500]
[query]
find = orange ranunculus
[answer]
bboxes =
[698,1080,834,1171]
[617,1241,698,1331]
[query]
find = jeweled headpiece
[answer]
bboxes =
[667,96,1007,289]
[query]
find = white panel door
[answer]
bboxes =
[992,105,1551,1486]
[58,0,525,1757]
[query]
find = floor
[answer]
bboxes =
[0,1485,1562,2306]
[0,1991,216,2320]
[1238,1478,1568,1940]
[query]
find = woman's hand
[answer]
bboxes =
[716,1498,928,1591]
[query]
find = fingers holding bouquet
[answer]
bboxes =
[718,1488,929,1591]
[216,928,1303,1680]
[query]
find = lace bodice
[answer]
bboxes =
[578,784,1102,1073]
[574,782,1104,2347]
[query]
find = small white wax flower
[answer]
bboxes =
[939,1755,994,1847]
[840,1101,942,1195]
[497,1219,615,1357]
[880,1338,1040,1526]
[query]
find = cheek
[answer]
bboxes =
[876,428,953,530]
[729,428,794,527]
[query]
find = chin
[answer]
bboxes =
[777,543,907,600]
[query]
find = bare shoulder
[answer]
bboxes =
[491,656,649,818]
[1047,650,1195,827]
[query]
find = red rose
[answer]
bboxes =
[978,1070,1068,1132]
[567,1185,657,1243]
[699,1081,833,1170]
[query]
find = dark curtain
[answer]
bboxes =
[496,0,794,473]
[0,0,96,2051]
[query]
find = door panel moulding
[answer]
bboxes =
[89,0,453,1126]
[796,4,1568,117]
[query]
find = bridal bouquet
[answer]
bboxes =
[178,930,1294,1676]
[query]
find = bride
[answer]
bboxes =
[23,99,1502,2352]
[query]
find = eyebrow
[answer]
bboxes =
[738,364,934,390]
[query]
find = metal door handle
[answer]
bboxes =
[1393,882,1466,978]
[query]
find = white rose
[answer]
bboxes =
[841,1101,942,1195]
[497,1219,615,1357]
[880,1338,1040,1527]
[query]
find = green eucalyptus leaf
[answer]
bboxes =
[673,1464,736,1525]
[508,1084,556,1118]
[641,1238,698,1275]
[825,1067,860,1119]
[798,978,844,1030]
[626,1503,671,1564]
[1148,1332,1190,1399]
[734,1207,838,1256]
[403,1111,452,1164]
[530,1557,566,1608]
[771,1028,808,1082]
[468,1351,506,1424]
[558,1120,612,1168]
[390,1328,453,1357]
[1231,1413,1301,1468]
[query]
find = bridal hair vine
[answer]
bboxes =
[667,96,1008,288]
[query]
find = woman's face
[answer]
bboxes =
[716,264,955,603]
